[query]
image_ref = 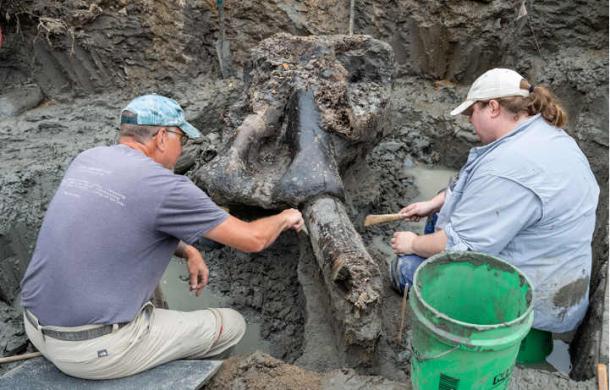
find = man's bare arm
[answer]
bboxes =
[204,209,303,253]
[173,241,209,296]
[174,240,188,258]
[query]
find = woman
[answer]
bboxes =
[390,68,599,337]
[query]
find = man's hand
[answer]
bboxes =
[204,209,305,253]
[184,245,209,296]
[391,231,418,255]
[399,201,437,222]
[281,208,304,232]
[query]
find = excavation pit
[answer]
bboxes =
[0,2,606,387]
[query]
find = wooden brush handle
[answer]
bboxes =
[364,213,404,227]
[0,352,42,365]
[598,363,608,390]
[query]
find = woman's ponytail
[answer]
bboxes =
[499,80,568,129]
[527,84,568,128]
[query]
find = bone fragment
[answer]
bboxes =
[303,196,382,365]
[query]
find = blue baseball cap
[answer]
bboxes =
[120,95,202,139]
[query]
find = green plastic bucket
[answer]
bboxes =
[516,328,553,364]
[409,251,534,390]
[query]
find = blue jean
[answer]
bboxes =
[394,254,426,293]
[393,213,437,294]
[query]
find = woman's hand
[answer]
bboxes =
[399,201,437,221]
[391,231,418,255]
[400,191,446,221]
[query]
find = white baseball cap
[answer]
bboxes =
[450,68,530,116]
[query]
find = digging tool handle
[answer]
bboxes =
[0,352,42,365]
[364,213,404,227]
[599,363,609,390]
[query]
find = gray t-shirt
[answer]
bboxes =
[21,145,228,326]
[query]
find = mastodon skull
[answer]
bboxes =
[194,33,394,209]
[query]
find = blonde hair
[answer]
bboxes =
[496,80,567,128]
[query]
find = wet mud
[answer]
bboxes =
[201,230,306,362]
[554,277,591,309]
[0,0,607,387]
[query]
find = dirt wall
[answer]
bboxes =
[0,0,607,382]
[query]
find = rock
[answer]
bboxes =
[509,366,596,389]
[0,85,44,118]
[571,262,609,380]
[0,357,222,389]
[0,301,27,357]
[402,158,415,169]
[206,352,408,389]
[0,224,30,304]
[208,352,322,389]
[321,368,407,389]
[378,141,402,153]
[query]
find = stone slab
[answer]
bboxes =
[0,85,44,118]
[0,357,222,390]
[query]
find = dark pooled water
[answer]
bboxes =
[161,259,272,355]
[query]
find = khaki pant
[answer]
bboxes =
[24,303,246,380]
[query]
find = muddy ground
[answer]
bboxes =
[0,0,607,388]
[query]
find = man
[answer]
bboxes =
[390,69,599,338]
[20,94,304,379]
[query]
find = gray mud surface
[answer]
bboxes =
[0,0,607,388]
[200,231,306,362]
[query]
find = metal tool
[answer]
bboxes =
[215,0,234,78]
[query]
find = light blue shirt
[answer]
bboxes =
[436,115,599,332]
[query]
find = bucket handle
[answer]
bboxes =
[411,344,459,362]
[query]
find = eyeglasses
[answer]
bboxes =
[165,129,188,147]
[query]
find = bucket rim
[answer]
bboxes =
[411,251,534,331]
